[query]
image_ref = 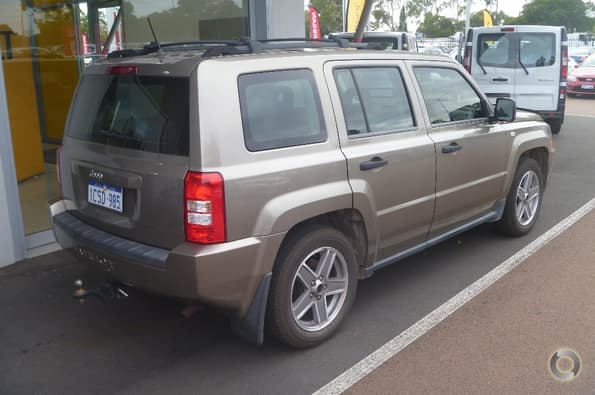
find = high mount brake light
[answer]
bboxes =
[184,171,226,244]
[107,65,138,75]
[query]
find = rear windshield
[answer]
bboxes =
[477,32,557,69]
[67,74,189,156]
[361,37,399,50]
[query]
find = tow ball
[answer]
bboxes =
[72,279,129,303]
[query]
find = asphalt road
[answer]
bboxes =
[1,98,594,395]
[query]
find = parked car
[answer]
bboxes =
[568,46,593,65]
[568,54,595,96]
[51,39,552,348]
[421,45,449,56]
[464,25,568,134]
[327,31,418,52]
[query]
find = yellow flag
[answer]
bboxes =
[347,0,366,32]
[483,9,493,27]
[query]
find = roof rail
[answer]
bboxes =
[107,37,382,60]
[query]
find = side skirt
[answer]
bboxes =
[364,199,506,276]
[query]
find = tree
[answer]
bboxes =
[305,0,342,36]
[514,0,593,32]
[406,0,445,19]
[417,12,458,37]
[398,6,408,31]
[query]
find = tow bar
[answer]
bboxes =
[72,279,129,303]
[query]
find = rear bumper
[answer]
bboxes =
[50,200,285,318]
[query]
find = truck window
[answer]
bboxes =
[478,33,512,68]
[519,33,556,67]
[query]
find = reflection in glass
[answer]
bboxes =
[123,0,249,47]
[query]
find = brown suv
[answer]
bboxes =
[51,40,553,348]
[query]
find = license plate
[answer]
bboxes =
[581,84,594,90]
[88,181,123,212]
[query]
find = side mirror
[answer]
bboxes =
[494,98,516,122]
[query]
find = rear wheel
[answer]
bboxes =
[497,158,544,237]
[266,225,358,348]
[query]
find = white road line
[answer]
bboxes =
[566,113,595,118]
[314,196,595,395]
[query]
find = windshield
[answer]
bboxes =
[583,55,595,67]
[361,37,399,50]
[67,74,189,155]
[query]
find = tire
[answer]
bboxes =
[497,158,544,237]
[266,225,358,348]
[547,119,562,134]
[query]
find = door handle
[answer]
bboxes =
[492,77,509,82]
[442,142,463,154]
[360,156,388,171]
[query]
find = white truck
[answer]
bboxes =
[463,25,568,134]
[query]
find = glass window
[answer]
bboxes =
[336,67,414,136]
[478,33,512,68]
[122,0,249,48]
[67,75,189,156]
[238,69,326,152]
[520,33,556,68]
[334,69,366,135]
[413,67,486,124]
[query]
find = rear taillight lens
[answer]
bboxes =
[561,46,568,79]
[184,171,226,244]
[463,44,472,73]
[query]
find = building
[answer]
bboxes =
[0,0,304,268]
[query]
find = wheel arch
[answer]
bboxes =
[273,209,371,279]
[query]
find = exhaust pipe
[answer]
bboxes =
[72,279,128,303]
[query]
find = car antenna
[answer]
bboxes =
[147,17,164,63]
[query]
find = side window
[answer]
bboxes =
[334,67,415,137]
[478,33,512,68]
[520,33,556,67]
[413,67,486,124]
[238,69,326,151]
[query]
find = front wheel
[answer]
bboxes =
[497,158,544,237]
[266,225,358,348]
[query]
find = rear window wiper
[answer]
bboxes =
[476,59,487,75]
[518,53,529,75]
[98,129,143,147]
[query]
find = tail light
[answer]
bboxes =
[561,46,568,79]
[184,171,226,244]
[560,45,568,100]
[463,43,472,73]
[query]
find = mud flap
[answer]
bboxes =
[230,272,271,345]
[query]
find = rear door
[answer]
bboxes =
[324,60,436,260]
[515,28,560,111]
[59,66,191,249]
[472,30,517,105]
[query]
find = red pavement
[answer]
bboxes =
[347,208,595,395]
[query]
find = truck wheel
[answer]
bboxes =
[497,158,544,237]
[267,225,358,348]
[547,119,562,134]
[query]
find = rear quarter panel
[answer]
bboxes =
[193,57,353,242]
